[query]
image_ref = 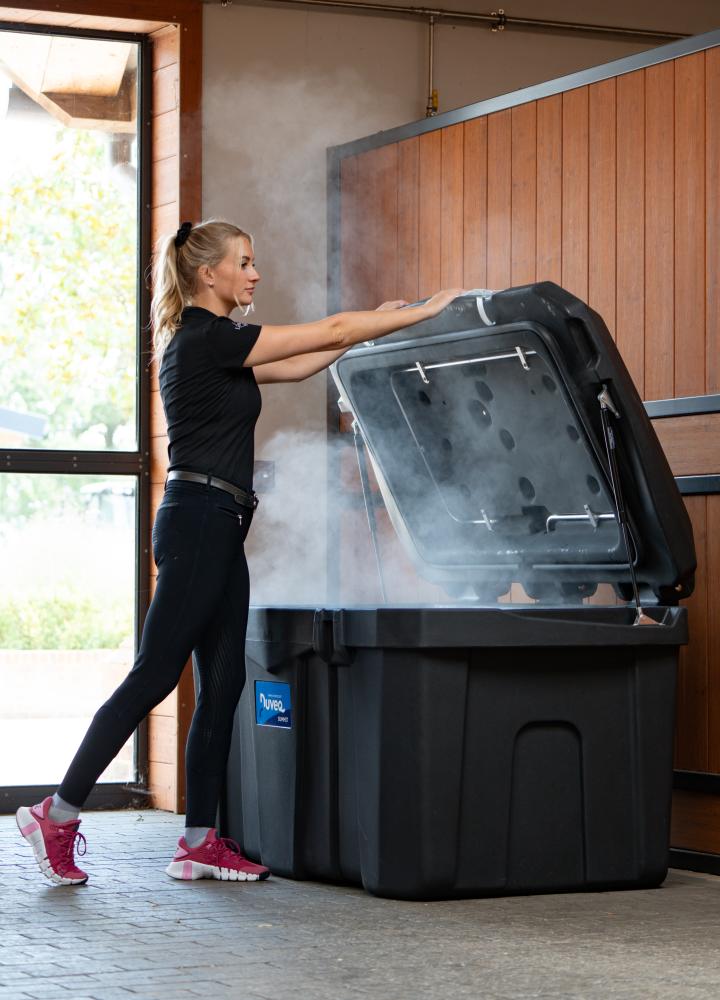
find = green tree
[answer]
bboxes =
[0,124,137,454]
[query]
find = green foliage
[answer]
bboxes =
[0,124,137,452]
[0,473,91,524]
[0,592,132,650]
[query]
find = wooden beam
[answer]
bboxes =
[672,790,720,855]
[0,1,199,25]
[651,413,720,477]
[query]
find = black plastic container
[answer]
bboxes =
[221,283,694,900]
[224,604,686,899]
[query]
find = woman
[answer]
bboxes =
[16,218,463,886]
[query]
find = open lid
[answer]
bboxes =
[331,282,695,604]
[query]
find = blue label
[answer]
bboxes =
[255,681,292,729]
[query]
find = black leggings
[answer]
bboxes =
[58,479,253,827]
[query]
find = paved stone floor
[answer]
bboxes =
[2,809,720,1000]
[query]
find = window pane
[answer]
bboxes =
[0,473,137,786]
[0,32,139,451]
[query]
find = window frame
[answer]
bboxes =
[0,19,152,812]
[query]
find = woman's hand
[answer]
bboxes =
[424,288,466,316]
[375,299,409,312]
[246,288,466,368]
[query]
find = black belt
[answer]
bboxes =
[165,470,259,510]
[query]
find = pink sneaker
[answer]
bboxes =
[166,829,270,882]
[16,797,88,886]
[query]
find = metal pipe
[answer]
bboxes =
[499,13,685,40]
[425,14,437,118]
[209,0,689,42]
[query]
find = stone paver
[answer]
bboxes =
[2,809,720,999]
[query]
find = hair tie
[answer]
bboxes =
[174,221,193,248]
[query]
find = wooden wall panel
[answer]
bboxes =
[151,155,178,209]
[486,110,512,289]
[152,62,179,118]
[463,118,487,290]
[375,144,399,305]
[145,760,175,813]
[176,8,202,227]
[151,23,178,68]
[616,71,645,396]
[418,131,442,298]
[337,44,720,857]
[340,155,360,311]
[153,109,179,165]
[706,48,720,395]
[397,138,419,303]
[150,440,168,490]
[535,95,562,285]
[150,201,178,254]
[440,124,464,289]
[674,53,706,398]
[147,8,201,816]
[676,497,708,771]
[148,712,176,764]
[709,496,720,773]
[149,387,167,437]
[644,62,674,400]
[510,102,536,287]
[672,790,720,854]
[355,148,380,309]
[651,414,720,477]
[561,87,588,301]
[0,2,182,30]
[588,79,616,339]
[418,132,442,298]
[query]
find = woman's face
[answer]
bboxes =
[208,237,260,311]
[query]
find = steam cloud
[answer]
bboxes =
[203,60,433,607]
[201,31,613,611]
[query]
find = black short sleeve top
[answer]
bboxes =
[159,306,263,488]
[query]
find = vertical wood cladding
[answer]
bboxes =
[588,79,616,341]
[337,48,720,844]
[560,87,588,303]
[674,54,706,399]
[615,71,645,397]
[146,5,203,815]
[147,24,180,814]
[707,48,720,396]
[341,50,717,392]
[418,131,442,299]
[462,119,487,290]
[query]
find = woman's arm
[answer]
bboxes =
[242,290,463,369]
[253,346,349,384]
[252,299,409,384]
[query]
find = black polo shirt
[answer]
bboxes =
[159,306,262,489]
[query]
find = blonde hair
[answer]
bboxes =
[150,218,254,362]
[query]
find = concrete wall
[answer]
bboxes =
[201,0,719,601]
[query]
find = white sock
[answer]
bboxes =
[48,793,81,824]
[184,826,212,848]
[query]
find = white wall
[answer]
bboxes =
[202,0,719,601]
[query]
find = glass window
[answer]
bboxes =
[0,27,145,795]
[0,473,137,786]
[0,31,138,451]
